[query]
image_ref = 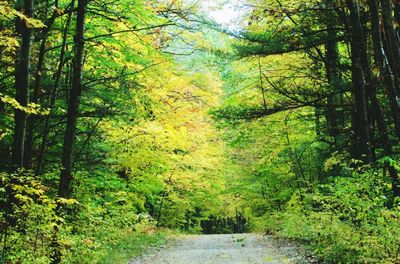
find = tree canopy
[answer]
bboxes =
[1,0,400,263]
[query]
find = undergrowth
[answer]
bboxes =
[262,168,400,263]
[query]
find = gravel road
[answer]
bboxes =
[128,234,314,264]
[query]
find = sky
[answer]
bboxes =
[201,0,247,30]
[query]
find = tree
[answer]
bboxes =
[59,0,87,198]
[12,0,33,169]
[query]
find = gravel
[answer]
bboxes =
[128,234,316,264]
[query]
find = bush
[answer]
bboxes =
[0,170,167,264]
[264,169,400,263]
[0,171,59,263]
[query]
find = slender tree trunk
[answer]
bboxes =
[36,1,75,176]
[374,0,400,140]
[325,0,344,148]
[394,0,400,46]
[5,0,33,234]
[24,1,61,167]
[315,107,322,138]
[381,0,400,96]
[347,0,373,163]
[368,0,400,198]
[0,84,7,170]
[257,57,267,109]
[13,0,33,169]
[360,14,378,162]
[58,0,87,198]
[284,116,306,182]
[156,191,167,226]
[394,0,400,24]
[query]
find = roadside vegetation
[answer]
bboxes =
[1,0,400,263]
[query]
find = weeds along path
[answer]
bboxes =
[128,234,314,264]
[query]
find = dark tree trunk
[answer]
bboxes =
[58,0,87,198]
[24,2,61,168]
[368,0,400,198]
[394,0,400,50]
[360,13,378,162]
[381,0,400,96]
[347,0,373,163]
[394,0,400,24]
[36,0,75,176]
[13,0,33,169]
[325,0,344,148]
[375,0,400,140]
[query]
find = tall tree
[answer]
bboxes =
[367,0,400,197]
[12,0,33,168]
[24,0,63,167]
[381,0,400,96]
[324,0,343,148]
[58,0,87,198]
[346,0,373,163]
[36,0,75,176]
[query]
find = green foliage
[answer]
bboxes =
[98,232,166,264]
[0,171,59,263]
[2,0,400,262]
[1,0,229,262]
[0,169,167,264]
[208,0,400,262]
[263,167,400,263]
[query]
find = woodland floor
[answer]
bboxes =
[128,234,316,264]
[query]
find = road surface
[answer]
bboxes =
[128,234,314,264]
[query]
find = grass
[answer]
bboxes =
[99,232,167,264]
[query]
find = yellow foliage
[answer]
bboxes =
[0,93,50,115]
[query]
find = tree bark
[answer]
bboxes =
[12,0,33,169]
[375,0,400,140]
[381,0,400,96]
[347,0,373,163]
[368,0,400,198]
[58,0,87,198]
[24,1,62,167]
[360,13,378,162]
[325,0,344,148]
[36,1,75,176]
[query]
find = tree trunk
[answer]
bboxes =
[394,0,400,24]
[36,0,75,176]
[58,0,87,198]
[24,1,61,167]
[325,0,344,149]
[12,0,33,169]
[375,0,400,140]
[360,13,378,162]
[347,0,373,163]
[381,0,400,96]
[368,0,400,198]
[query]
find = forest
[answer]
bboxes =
[1,0,400,263]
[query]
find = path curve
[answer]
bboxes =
[128,234,314,264]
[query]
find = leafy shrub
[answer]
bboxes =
[0,171,59,263]
[0,170,167,264]
[263,168,400,263]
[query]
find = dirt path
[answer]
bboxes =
[128,234,314,264]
